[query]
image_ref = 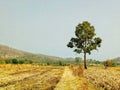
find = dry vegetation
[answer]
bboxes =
[55,66,97,90]
[69,64,84,77]
[69,65,100,90]
[0,64,120,90]
[70,65,120,90]
[0,64,64,90]
[84,67,120,90]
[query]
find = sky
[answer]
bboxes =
[0,0,120,60]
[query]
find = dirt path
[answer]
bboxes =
[55,67,97,90]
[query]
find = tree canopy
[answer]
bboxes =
[67,21,102,69]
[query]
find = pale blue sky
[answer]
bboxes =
[0,0,120,60]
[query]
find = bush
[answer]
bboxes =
[103,60,116,68]
[19,60,24,64]
[5,58,33,64]
[59,61,62,66]
[5,59,12,64]
[0,60,5,64]
[12,59,18,64]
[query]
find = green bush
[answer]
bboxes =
[5,58,33,64]
[12,59,18,64]
[19,60,24,64]
[5,59,12,64]
[0,60,5,64]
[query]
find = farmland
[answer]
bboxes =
[0,64,120,90]
[0,64,64,90]
[84,66,120,90]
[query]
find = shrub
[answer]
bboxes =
[19,60,24,64]
[70,64,84,77]
[12,59,18,64]
[103,60,116,68]
[5,59,12,64]
[0,60,5,64]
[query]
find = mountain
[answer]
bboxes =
[65,58,75,61]
[0,44,64,64]
[0,44,25,59]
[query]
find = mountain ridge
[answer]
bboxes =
[0,44,64,63]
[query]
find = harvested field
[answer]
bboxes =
[0,64,64,90]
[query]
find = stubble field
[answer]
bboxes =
[0,64,64,90]
[0,64,120,90]
[84,66,120,90]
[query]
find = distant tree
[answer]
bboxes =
[95,60,101,64]
[29,60,33,64]
[24,59,29,64]
[6,59,12,64]
[0,60,5,64]
[59,61,62,66]
[104,60,115,68]
[67,21,102,69]
[19,60,24,64]
[75,57,82,64]
[47,62,50,65]
[12,59,18,64]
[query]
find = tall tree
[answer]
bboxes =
[67,21,102,69]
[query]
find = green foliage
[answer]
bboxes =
[95,60,101,64]
[67,21,102,69]
[12,59,18,64]
[0,60,5,64]
[6,59,12,64]
[19,60,24,64]
[47,62,50,65]
[23,59,33,64]
[58,61,62,66]
[75,57,82,64]
[5,58,33,64]
[67,21,102,54]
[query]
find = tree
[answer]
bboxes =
[0,60,5,64]
[19,60,24,64]
[12,59,18,64]
[6,59,12,64]
[59,61,62,66]
[67,21,102,69]
[75,57,82,64]
[103,60,116,68]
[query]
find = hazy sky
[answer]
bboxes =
[0,0,120,60]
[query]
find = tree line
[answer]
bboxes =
[0,58,33,64]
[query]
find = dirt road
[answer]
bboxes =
[55,67,97,90]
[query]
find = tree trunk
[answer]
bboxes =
[84,52,87,69]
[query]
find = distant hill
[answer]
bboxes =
[0,44,25,59]
[112,57,120,64]
[0,44,64,64]
[65,58,75,61]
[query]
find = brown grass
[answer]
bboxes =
[0,64,64,90]
[70,64,84,77]
[84,67,120,90]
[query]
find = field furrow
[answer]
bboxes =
[0,64,64,90]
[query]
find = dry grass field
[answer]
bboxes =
[0,64,64,90]
[69,65,120,90]
[84,67,120,90]
[0,64,120,90]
